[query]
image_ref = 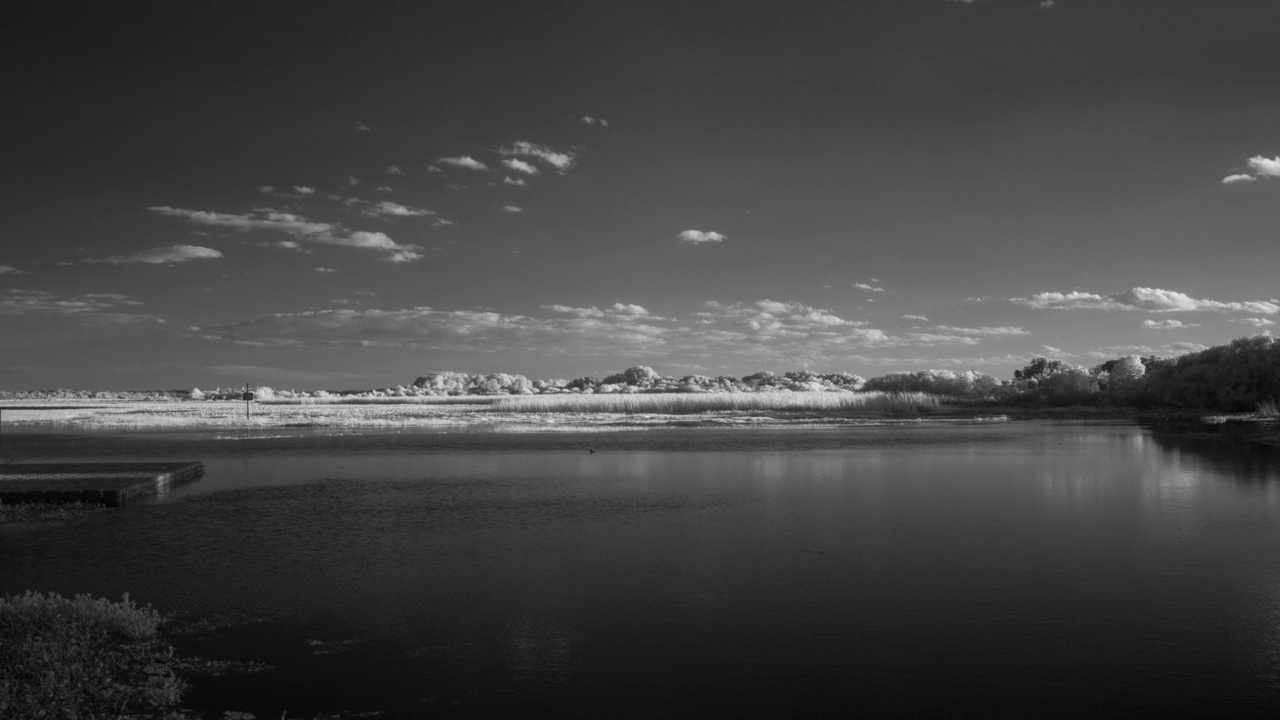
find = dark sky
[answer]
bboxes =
[3,0,1279,390]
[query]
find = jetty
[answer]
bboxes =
[0,462,204,507]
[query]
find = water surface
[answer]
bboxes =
[4,421,1280,716]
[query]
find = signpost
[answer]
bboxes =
[243,383,253,421]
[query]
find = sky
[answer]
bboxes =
[3,0,1279,390]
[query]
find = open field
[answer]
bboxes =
[0,392,972,431]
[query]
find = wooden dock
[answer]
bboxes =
[0,462,204,507]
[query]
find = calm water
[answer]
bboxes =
[4,421,1280,717]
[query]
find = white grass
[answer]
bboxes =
[492,391,943,414]
[259,396,499,406]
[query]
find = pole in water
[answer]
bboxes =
[244,383,252,422]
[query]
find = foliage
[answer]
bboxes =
[863,369,1000,398]
[0,591,185,719]
[493,391,941,415]
[1134,335,1280,411]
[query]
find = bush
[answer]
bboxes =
[0,591,185,719]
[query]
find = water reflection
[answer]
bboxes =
[4,422,1280,715]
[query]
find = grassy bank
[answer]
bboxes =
[0,591,184,718]
[492,390,944,414]
[0,501,111,524]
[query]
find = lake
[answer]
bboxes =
[4,420,1280,717]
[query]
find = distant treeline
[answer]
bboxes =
[3,335,1277,412]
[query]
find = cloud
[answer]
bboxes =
[1222,155,1280,185]
[501,159,539,175]
[346,176,360,186]
[85,245,223,265]
[439,156,489,171]
[498,141,576,171]
[148,206,423,262]
[294,186,316,195]
[1037,0,1054,7]
[501,205,524,214]
[0,265,25,275]
[258,185,275,194]
[902,314,929,322]
[1043,346,1064,355]
[315,267,336,273]
[0,289,157,323]
[386,165,405,176]
[933,325,1028,336]
[678,229,726,244]
[1141,319,1197,329]
[375,186,393,193]
[581,116,609,127]
[1247,155,1280,177]
[1233,317,1275,327]
[362,201,434,219]
[354,121,374,132]
[1012,287,1280,314]
[852,283,885,292]
[543,303,652,319]
[503,176,526,187]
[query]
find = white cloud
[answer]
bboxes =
[294,186,316,195]
[902,314,929,322]
[439,156,489,171]
[354,121,374,132]
[0,289,156,323]
[503,176,526,187]
[148,206,423,262]
[852,283,885,292]
[678,229,726,244]
[1247,155,1280,178]
[386,165,405,176]
[498,141,576,171]
[501,159,539,175]
[1222,155,1280,185]
[346,176,360,186]
[375,186,393,193]
[581,116,609,127]
[85,245,223,265]
[934,325,1028,336]
[1043,346,1064,355]
[543,303,652,319]
[1012,287,1280,314]
[1141,319,1197,329]
[1037,0,1054,7]
[258,185,275,194]
[315,267,336,273]
[0,265,25,275]
[362,201,434,218]
[1233,317,1275,327]
[500,205,524,214]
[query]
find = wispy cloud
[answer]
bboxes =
[580,115,609,127]
[385,165,405,176]
[439,156,489,171]
[0,289,157,323]
[852,282,885,292]
[354,121,374,132]
[503,176,526,187]
[500,205,524,214]
[678,229,726,244]
[294,186,316,195]
[543,303,652,319]
[315,267,336,273]
[0,265,26,275]
[1037,0,1054,8]
[1012,287,1280,314]
[1222,155,1280,184]
[84,245,223,265]
[375,186,393,193]
[148,206,423,262]
[501,158,539,175]
[498,141,576,171]
[1141,319,1197,329]
[933,325,1028,336]
[1233,317,1275,327]
[258,185,274,194]
[902,314,929,322]
[361,201,435,219]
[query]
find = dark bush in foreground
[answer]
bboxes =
[0,591,185,719]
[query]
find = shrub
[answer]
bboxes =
[0,591,185,719]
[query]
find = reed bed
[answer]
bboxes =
[492,391,944,415]
[259,395,499,406]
